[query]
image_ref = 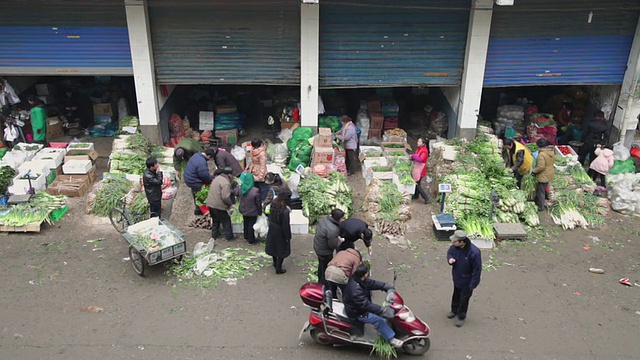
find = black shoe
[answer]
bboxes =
[226,236,237,241]
[447,312,456,319]
[276,268,287,275]
[455,317,465,327]
[194,209,203,216]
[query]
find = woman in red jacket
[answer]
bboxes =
[410,136,430,203]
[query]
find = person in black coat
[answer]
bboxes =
[143,157,163,218]
[446,230,482,327]
[338,218,373,254]
[265,188,292,274]
[342,264,403,348]
[211,147,243,177]
[580,110,611,165]
[239,172,262,244]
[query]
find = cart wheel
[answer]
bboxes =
[129,246,145,276]
[110,207,130,234]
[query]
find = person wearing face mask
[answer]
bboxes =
[265,187,293,274]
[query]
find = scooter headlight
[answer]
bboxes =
[398,309,415,322]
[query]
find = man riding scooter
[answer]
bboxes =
[342,264,403,348]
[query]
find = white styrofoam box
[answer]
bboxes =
[63,159,93,174]
[9,170,47,195]
[471,237,494,249]
[66,142,95,152]
[393,173,416,195]
[362,158,389,179]
[18,160,49,175]
[290,209,309,234]
[554,145,578,161]
[40,147,67,157]
[1,151,29,169]
[13,143,44,152]
[33,151,64,168]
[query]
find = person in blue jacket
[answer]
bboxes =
[184,148,216,215]
[446,230,482,328]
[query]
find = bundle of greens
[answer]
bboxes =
[496,189,528,214]
[195,186,210,206]
[568,165,595,186]
[92,178,133,217]
[130,192,150,216]
[443,172,491,220]
[125,133,152,156]
[370,335,397,360]
[521,202,540,227]
[110,153,146,175]
[0,166,16,196]
[459,214,495,240]
[299,172,353,224]
[493,209,520,223]
[0,202,51,226]
[520,174,537,201]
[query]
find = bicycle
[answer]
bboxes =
[109,195,149,234]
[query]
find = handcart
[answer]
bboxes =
[121,217,186,276]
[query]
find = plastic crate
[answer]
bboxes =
[50,206,69,222]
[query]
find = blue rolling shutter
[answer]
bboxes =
[484,0,639,87]
[149,1,300,85]
[319,0,470,88]
[0,1,132,76]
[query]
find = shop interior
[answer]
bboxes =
[159,85,457,147]
[479,85,619,147]
[1,76,137,141]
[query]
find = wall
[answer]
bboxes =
[584,85,620,121]
[431,87,460,139]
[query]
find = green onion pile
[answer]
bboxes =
[91,178,133,217]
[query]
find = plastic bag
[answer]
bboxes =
[253,215,269,239]
[613,142,630,161]
[193,238,216,257]
[277,128,294,143]
[609,158,636,175]
[231,145,246,161]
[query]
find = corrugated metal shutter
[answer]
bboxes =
[484,0,639,87]
[149,0,300,85]
[0,1,132,76]
[319,0,470,88]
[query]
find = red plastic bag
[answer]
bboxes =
[630,146,640,160]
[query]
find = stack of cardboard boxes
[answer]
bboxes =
[311,128,334,169]
[48,143,99,197]
[367,100,384,140]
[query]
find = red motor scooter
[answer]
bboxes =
[298,275,431,356]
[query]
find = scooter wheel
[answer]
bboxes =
[401,338,431,355]
[310,329,332,346]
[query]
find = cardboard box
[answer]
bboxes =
[46,175,89,197]
[216,104,237,114]
[281,121,300,130]
[368,112,384,129]
[199,111,215,131]
[314,128,333,149]
[36,83,56,96]
[312,147,334,164]
[368,128,382,140]
[93,103,113,117]
[64,149,99,163]
[46,117,65,141]
[63,159,93,174]
[215,129,238,144]
[381,142,412,153]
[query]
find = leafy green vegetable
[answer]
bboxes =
[92,178,132,217]
[0,166,16,195]
[370,335,397,360]
[299,172,353,224]
[383,143,404,148]
[195,186,209,206]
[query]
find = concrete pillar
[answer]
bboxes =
[300,3,320,128]
[456,0,494,140]
[612,14,640,147]
[125,0,162,145]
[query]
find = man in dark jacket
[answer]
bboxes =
[143,157,163,218]
[342,264,403,348]
[446,230,482,327]
[184,148,215,215]
[313,209,345,286]
[580,110,611,165]
[339,218,373,254]
[212,148,243,177]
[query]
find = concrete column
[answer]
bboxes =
[456,0,494,140]
[300,3,320,128]
[612,14,640,147]
[125,0,162,145]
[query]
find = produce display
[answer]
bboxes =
[393,159,414,186]
[12,144,41,151]
[90,178,133,217]
[363,179,411,236]
[0,166,16,195]
[130,192,150,216]
[109,153,146,175]
[298,172,352,224]
[556,145,574,156]
[0,192,66,226]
